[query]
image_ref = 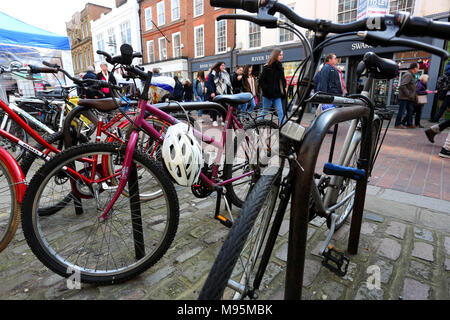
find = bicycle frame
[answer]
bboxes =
[98,98,257,221]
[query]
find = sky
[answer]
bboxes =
[1,0,116,36]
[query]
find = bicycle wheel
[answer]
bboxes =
[224,119,279,207]
[0,112,28,161]
[0,157,21,253]
[327,118,382,230]
[199,170,282,300]
[21,142,179,284]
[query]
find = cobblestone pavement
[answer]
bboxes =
[0,114,449,300]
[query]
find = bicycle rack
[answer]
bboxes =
[285,99,373,300]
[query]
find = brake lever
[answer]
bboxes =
[357,15,449,59]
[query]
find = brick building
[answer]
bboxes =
[66,3,112,76]
[138,0,235,80]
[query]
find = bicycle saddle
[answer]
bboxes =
[358,52,399,80]
[213,92,253,105]
[77,98,131,112]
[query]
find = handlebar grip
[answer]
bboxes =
[210,0,259,13]
[217,14,278,28]
[400,15,450,40]
[28,65,58,74]
[42,61,61,69]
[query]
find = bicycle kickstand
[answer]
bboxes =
[320,213,350,277]
[213,186,233,228]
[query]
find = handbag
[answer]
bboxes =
[416,94,427,105]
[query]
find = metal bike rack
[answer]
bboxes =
[284,100,372,300]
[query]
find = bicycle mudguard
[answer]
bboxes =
[0,146,26,203]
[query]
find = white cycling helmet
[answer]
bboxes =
[162,122,203,187]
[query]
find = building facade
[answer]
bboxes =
[66,3,112,76]
[91,0,143,73]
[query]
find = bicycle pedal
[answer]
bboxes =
[321,246,350,277]
[215,214,233,228]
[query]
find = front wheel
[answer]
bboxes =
[21,142,179,284]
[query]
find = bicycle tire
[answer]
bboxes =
[199,171,281,300]
[223,119,279,207]
[21,142,179,284]
[0,157,21,253]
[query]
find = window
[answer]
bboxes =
[159,37,167,60]
[107,28,117,55]
[279,13,294,42]
[96,33,105,58]
[157,1,165,26]
[216,20,227,53]
[194,0,203,17]
[147,40,155,63]
[389,0,415,14]
[194,25,204,57]
[171,0,180,21]
[145,7,152,30]
[120,21,132,45]
[248,22,261,48]
[337,0,357,23]
[172,32,181,58]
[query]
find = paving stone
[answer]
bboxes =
[360,222,377,236]
[183,260,211,283]
[408,260,432,281]
[376,238,402,261]
[312,279,345,300]
[371,259,394,284]
[309,216,326,227]
[143,265,175,287]
[402,278,430,300]
[419,210,450,233]
[414,227,434,243]
[445,258,450,272]
[204,229,228,244]
[332,224,350,241]
[445,237,450,255]
[275,243,288,262]
[364,212,384,223]
[385,221,407,240]
[260,263,283,289]
[175,247,203,263]
[303,259,322,287]
[278,220,289,236]
[411,242,434,262]
[355,283,384,300]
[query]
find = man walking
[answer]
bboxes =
[395,62,419,129]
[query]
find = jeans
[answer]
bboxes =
[260,97,285,125]
[433,95,450,122]
[195,96,204,117]
[395,99,414,126]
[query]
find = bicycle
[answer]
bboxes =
[199,0,450,300]
[20,44,279,284]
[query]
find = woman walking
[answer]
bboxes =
[258,49,287,125]
[242,64,258,119]
[183,79,194,102]
[206,61,233,127]
[406,74,436,128]
[96,61,117,98]
[193,71,207,121]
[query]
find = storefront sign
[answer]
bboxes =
[357,0,389,20]
[237,46,303,65]
[191,58,231,72]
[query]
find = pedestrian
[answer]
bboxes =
[193,71,206,121]
[96,61,117,98]
[152,68,161,77]
[231,65,246,118]
[82,65,97,99]
[172,76,183,102]
[401,74,436,128]
[424,119,450,158]
[206,61,233,127]
[183,79,194,102]
[431,60,450,122]
[242,64,258,118]
[258,48,287,125]
[394,62,419,129]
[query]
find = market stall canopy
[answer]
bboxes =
[0,11,70,50]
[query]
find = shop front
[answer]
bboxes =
[323,35,445,119]
[190,54,232,81]
[142,57,189,82]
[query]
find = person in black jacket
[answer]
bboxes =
[172,76,183,102]
[183,79,194,102]
[82,66,98,99]
[96,62,117,98]
[258,48,286,125]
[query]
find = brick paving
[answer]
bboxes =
[0,112,449,300]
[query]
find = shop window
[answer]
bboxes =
[249,22,261,48]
